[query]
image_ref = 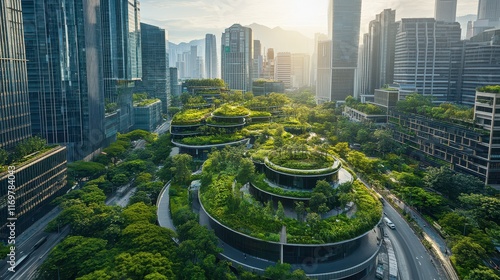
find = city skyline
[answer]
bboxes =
[141,0,478,43]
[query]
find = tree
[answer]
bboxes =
[102,143,126,165]
[276,201,285,221]
[122,202,156,225]
[294,201,306,221]
[14,136,46,159]
[0,149,8,166]
[129,191,152,205]
[171,154,193,184]
[111,173,129,187]
[67,161,106,182]
[112,252,174,280]
[452,237,486,272]
[465,267,500,280]
[37,236,108,280]
[459,194,500,225]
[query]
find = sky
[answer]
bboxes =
[141,0,479,44]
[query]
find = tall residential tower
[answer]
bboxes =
[221,24,253,92]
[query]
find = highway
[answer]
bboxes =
[383,201,444,280]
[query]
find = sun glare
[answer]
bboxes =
[289,0,327,27]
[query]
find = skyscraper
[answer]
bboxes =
[316,40,332,103]
[328,0,362,101]
[262,48,275,80]
[0,0,68,242]
[291,54,311,88]
[101,0,142,133]
[221,24,253,92]
[275,52,292,89]
[1,0,31,149]
[394,18,461,103]
[22,0,105,161]
[358,9,397,96]
[138,23,170,113]
[253,40,263,80]
[468,0,500,37]
[205,34,218,79]
[435,0,457,23]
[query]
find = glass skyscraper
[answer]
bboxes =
[205,34,218,79]
[138,22,169,113]
[328,0,362,101]
[21,0,105,161]
[0,0,32,149]
[221,24,253,92]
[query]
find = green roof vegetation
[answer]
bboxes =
[212,104,250,117]
[171,108,213,125]
[134,98,160,107]
[184,78,226,88]
[477,85,500,93]
[345,96,385,115]
[178,134,245,146]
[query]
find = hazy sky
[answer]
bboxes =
[141,0,478,44]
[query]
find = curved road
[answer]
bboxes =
[383,201,444,280]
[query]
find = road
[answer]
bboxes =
[383,201,444,280]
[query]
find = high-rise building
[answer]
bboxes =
[22,0,106,161]
[205,34,218,79]
[1,0,68,242]
[394,18,461,103]
[435,0,457,23]
[328,0,362,101]
[452,29,500,105]
[252,40,263,80]
[101,0,142,133]
[221,24,253,92]
[275,52,292,89]
[468,0,500,37]
[316,40,332,103]
[291,53,311,88]
[311,33,328,88]
[262,48,275,80]
[138,23,169,113]
[0,0,31,149]
[358,9,397,96]
[169,67,181,104]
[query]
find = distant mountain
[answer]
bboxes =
[456,14,477,39]
[246,23,314,55]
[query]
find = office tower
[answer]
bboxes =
[101,0,142,133]
[435,0,457,23]
[291,53,311,88]
[275,52,292,88]
[452,29,500,105]
[394,19,461,103]
[253,40,263,80]
[316,40,332,103]
[328,0,362,101]
[22,0,105,161]
[138,23,170,113]
[221,24,253,92]
[468,0,500,37]
[358,9,397,96]
[205,34,218,79]
[478,0,500,20]
[263,48,275,80]
[188,45,201,78]
[311,33,328,87]
[0,0,31,149]
[1,0,67,242]
[169,67,180,102]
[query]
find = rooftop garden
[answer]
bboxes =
[183,78,226,88]
[134,98,160,107]
[249,110,272,117]
[396,93,473,123]
[177,133,245,146]
[212,104,250,117]
[345,96,385,115]
[0,136,58,174]
[171,108,213,125]
[268,149,335,170]
[477,85,500,93]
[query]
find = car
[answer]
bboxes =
[384,217,396,229]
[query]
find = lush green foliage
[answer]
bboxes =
[172,108,213,125]
[184,78,226,88]
[179,134,245,146]
[213,104,250,116]
[396,93,473,122]
[345,96,384,114]
[477,85,500,93]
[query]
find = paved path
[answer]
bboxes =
[156,181,176,232]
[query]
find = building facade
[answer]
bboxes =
[274,52,292,89]
[221,24,253,92]
[101,0,142,133]
[132,99,162,132]
[22,0,106,161]
[435,0,457,23]
[0,0,31,150]
[467,0,500,38]
[205,34,218,79]
[316,40,332,103]
[328,0,362,101]
[138,23,170,114]
[291,53,311,88]
[358,9,397,97]
[394,18,461,103]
